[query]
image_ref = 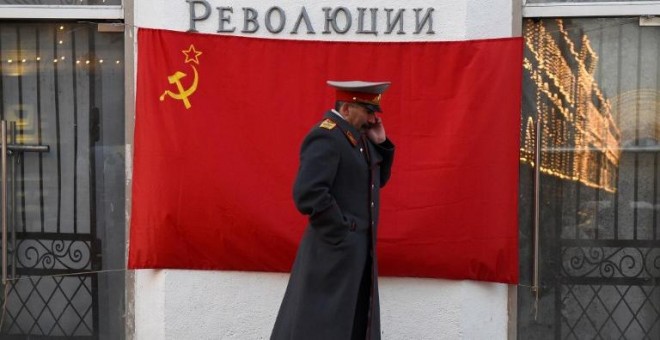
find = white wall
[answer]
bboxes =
[135,271,509,340]
[132,1,517,339]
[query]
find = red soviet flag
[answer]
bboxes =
[129,28,522,283]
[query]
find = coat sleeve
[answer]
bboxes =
[293,130,353,239]
[375,138,395,188]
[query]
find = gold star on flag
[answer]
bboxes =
[182,44,202,64]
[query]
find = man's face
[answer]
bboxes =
[344,104,377,130]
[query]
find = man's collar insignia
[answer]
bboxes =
[345,131,358,147]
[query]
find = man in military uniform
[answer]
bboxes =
[271,81,395,340]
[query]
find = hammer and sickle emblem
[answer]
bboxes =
[159,65,199,109]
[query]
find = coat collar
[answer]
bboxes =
[324,110,362,147]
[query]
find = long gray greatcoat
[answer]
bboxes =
[271,110,394,340]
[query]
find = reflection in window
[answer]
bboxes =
[521,19,621,193]
[518,18,660,340]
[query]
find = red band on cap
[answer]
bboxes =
[335,90,381,105]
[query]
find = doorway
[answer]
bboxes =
[0,22,125,339]
[519,18,660,339]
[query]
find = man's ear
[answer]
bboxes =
[339,102,350,115]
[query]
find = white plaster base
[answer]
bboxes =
[134,270,509,339]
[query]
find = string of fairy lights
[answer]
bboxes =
[0,24,122,73]
[521,18,621,193]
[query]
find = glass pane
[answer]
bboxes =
[0,0,120,5]
[518,18,660,339]
[0,22,125,339]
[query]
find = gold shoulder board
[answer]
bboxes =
[319,119,336,130]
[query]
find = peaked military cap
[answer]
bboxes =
[327,80,391,113]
